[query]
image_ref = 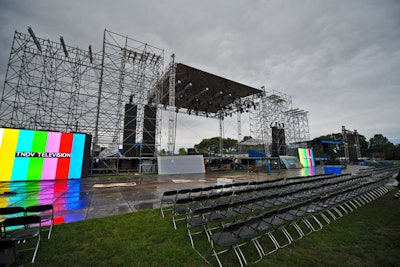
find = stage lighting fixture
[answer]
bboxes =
[60,36,69,57]
[183,83,192,91]
[27,27,42,52]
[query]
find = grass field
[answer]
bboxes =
[16,187,400,266]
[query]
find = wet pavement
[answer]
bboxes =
[0,166,366,224]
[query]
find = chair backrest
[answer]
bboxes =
[223,221,244,233]
[189,187,203,197]
[176,189,191,199]
[175,197,192,205]
[162,190,178,197]
[0,206,25,216]
[262,209,277,220]
[26,204,53,213]
[3,215,41,228]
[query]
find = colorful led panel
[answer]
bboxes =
[0,128,88,181]
[298,148,315,168]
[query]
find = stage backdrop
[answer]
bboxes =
[0,128,91,181]
[298,148,315,168]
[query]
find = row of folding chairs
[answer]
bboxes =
[169,173,371,229]
[160,173,359,219]
[0,204,54,264]
[189,175,391,266]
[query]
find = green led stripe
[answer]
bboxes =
[27,131,48,180]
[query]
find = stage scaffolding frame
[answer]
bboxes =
[0,29,102,135]
[97,30,164,159]
[0,28,310,173]
[248,89,310,156]
[0,28,164,165]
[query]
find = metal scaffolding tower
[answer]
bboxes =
[342,126,361,162]
[0,28,164,158]
[0,29,102,135]
[98,30,164,156]
[249,89,310,156]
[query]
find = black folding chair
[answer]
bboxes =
[208,223,246,267]
[25,204,54,239]
[186,206,211,248]
[160,190,178,218]
[2,215,41,263]
[172,198,191,229]
[0,207,25,238]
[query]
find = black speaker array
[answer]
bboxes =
[123,104,157,157]
[123,104,138,157]
[142,105,157,156]
[271,126,286,157]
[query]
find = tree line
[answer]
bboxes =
[174,133,400,160]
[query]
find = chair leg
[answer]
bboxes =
[48,221,53,239]
[31,235,41,263]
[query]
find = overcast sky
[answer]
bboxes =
[1,0,399,149]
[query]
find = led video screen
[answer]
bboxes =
[0,128,90,181]
[298,148,315,168]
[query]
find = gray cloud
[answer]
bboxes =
[0,0,399,148]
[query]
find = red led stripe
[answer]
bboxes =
[55,133,73,179]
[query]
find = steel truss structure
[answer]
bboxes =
[0,29,102,134]
[98,30,164,157]
[342,126,361,162]
[1,27,309,167]
[156,59,311,157]
[248,89,310,156]
[0,29,164,160]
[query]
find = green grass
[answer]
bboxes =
[17,189,400,266]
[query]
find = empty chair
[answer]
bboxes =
[172,198,192,229]
[176,189,191,200]
[160,190,178,218]
[186,206,211,248]
[188,195,208,211]
[188,187,203,198]
[262,207,293,248]
[228,217,265,264]
[25,204,54,239]
[207,223,246,267]
[0,207,25,238]
[248,210,280,256]
[2,215,41,263]
[276,202,308,241]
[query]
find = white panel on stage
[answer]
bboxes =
[157,155,205,175]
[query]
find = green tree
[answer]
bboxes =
[242,136,252,142]
[178,148,187,155]
[194,137,238,154]
[159,149,167,156]
[368,134,395,159]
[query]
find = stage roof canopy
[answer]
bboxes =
[158,63,262,114]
